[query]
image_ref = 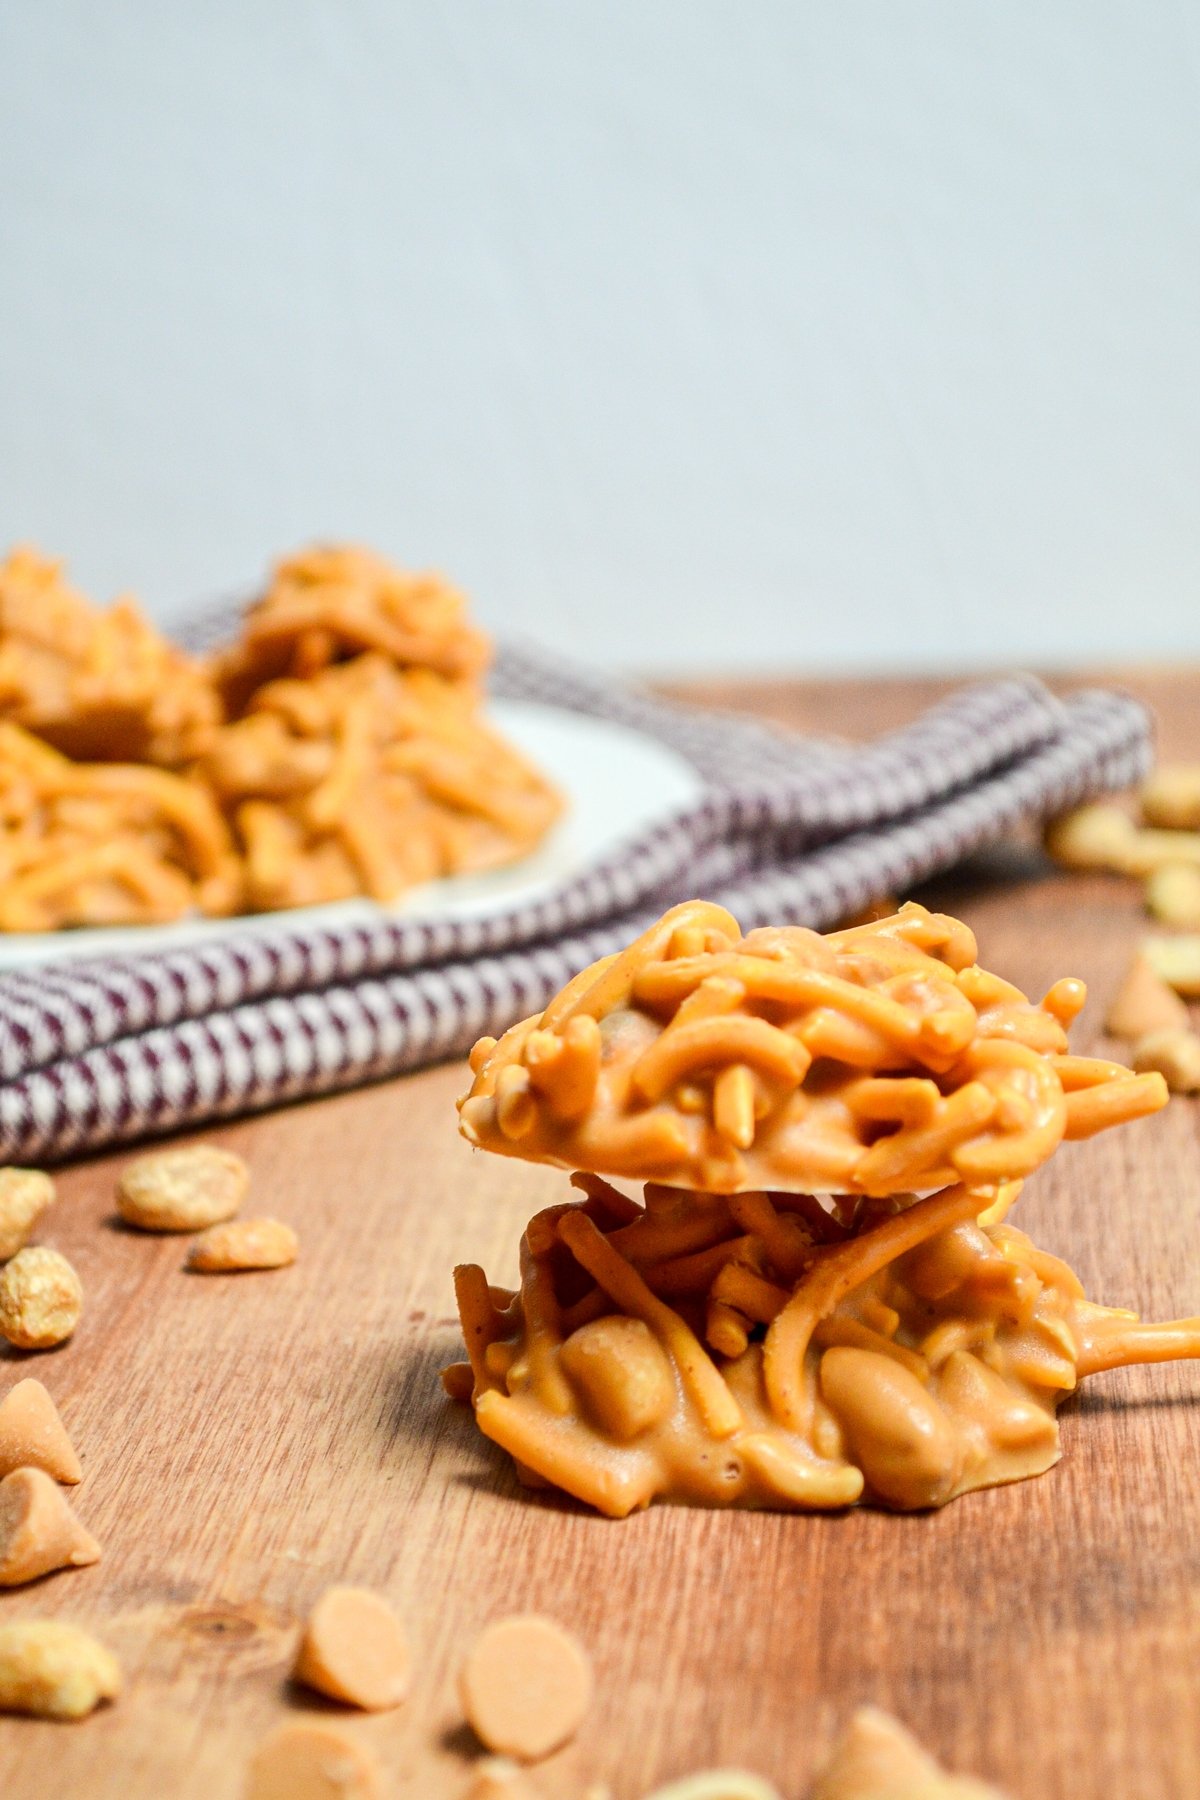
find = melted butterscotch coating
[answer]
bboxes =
[459,901,1168,1196]
[213,542,491,714]
[447,1175,1200,1517]
[0,546,220,767]
[202,653,563,910]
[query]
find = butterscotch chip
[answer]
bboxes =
[1105,953,1190,1041]
[0,1619,120,1719]
[0,1247,83,1349]
[245,1719,382,1800]
[644,1775,781,1800]
[808,1707,1007,1799]
[293,1586,410,1710]
[187,1217,298,1273]
[0,1466,100,1586]
[0,1169,55,1262]
[460,1614,592,1762]
[117,1144,248,1232]
[0,1379,82,1482]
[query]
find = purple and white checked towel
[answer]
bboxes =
[0,640,1151,1163]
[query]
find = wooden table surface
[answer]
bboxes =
[2,668,1199,1800]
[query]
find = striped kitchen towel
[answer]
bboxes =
[0,641,1150,1162]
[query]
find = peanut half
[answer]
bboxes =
[0,1466,100,1586]
[186,1217,297,1273]
[1143,935,1200,997]
[1145,863,1200,930]
[116,1144,248,1232]
[0,1169,55,1262]
[0,1247,83,1350]
[644,1775,783,1800]
[0,1619,120,1719]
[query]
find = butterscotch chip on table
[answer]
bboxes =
[450,900,1196,1518]
[187,1217,298,1273]
[117,1144,248,1232]
[293,1585,410,1710]
[0,1246,83,1349]
[808,1706,1007,1798]
[459,1614,593,1762]
[0,1466,100,1586]
[0,1168,55,1262]
[1105,952,1190,1040]
[0,1379,82,1482]
[244,1719,382,1800]
[0,1619,120,1719]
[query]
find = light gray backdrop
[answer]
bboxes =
[2,4,1198,675]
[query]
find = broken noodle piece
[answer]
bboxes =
[449,902,1192,1516]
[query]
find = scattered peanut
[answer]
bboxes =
[186,1217,298,1273]
[0,1379,82,1483]
[0,1169,55,1263]
[644,1774,782,1800]
[0,1619,120,1719]
[1142,763,1200,831]
[244,1719,382,1800]
[0,1246,83,1350]
[460,1614,593,1763]
[117,1144,248,1232]
[1131,1029,1200,1095]
[0,1466,100,1586]
[1146,862,1200,929]
[1105,953,1190,1040]
[808,1706,1007,1799]
[1142,934,1200,997]
[293,1586,410,1711]
[1043,804,1139,873]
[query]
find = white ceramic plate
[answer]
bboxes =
[0,701,704,971]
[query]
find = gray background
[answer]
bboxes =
[3,4,1198,675]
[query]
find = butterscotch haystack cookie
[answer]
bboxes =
[448,902,1194,1517]
[213,542,491,714]
[202,653,562,910]
[0,721,240,930]
[0,545,220,766]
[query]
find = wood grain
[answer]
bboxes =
[1,668,1198,1800]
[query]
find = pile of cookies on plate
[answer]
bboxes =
[0,544,562,931]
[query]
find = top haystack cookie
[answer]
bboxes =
[459,900,1167,1195]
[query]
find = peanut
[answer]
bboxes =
[460,1614,593,1762]
[1105,953,1190,1040]
[0,1466,100,1586]
[0,1247,83,1350]
[1043,804,1139,872]
[186,1217,298,1272]
[1145,862,1200,930]
[819,1346,961,1510]
[1131,1029,1200,1095]
[1142,934,1200,997]
[559,1316,675,1441]
[0,1379,82,1483]
[0,1169,55,1262]
[0,1619,120,1719]
[1142,763,1200,831]
[116,1144,248,1232]
[293,1586,410,1711]
[464,1761,540,1800]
